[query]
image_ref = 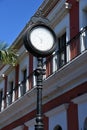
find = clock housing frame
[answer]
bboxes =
[23,23,57,57]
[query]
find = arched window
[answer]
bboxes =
[54,125,62,130]
[84,117,87,130]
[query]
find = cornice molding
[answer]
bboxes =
[42,0,60,17]
[45,0,70,28]
[45,103,69,117]
[72,93,87,104]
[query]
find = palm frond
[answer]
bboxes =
[0,42,18,66]
[0,48,18,66]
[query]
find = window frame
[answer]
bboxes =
[0,89,3,111]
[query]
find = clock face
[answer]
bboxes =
[24,24,57,57]
[29,26,54,52]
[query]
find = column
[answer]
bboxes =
[15,64,19,100]
[4,76,8,108]
[67,102,79,130]
[43,116,49,130]
[46,56,52,77]
[23,125,28,130]
[67,0,79,59]
[29,53,33,90]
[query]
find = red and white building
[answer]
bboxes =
[0,0,87,130]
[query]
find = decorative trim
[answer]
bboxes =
[45,103,69,117]
[25,118,35,127]
[72,93,87,104]
[47,0,69,28]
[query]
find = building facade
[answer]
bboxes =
[0,0,87,130]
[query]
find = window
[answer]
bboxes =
[80,8,87,52]
[7,81,14,105]
[23,69,27,94]
[52,51,59,73]
[33,57,37,86]
[58,33,66,67]
[20,69,27,96]
[54,125,62,130]
[82,9,87,28]
[84,117,87,130]
[0,90,3,111]
[52,33,66,73]
[80,26,87,52]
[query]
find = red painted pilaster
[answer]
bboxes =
[46,56,52,77]
[23,125,28,130]
[29,53,33,90]
[4,76,8,108]
[67,0,79,59]
[43,116,49,130]
[67,102,79,130]
[15,64,19,100]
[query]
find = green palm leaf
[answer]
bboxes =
[0,42,18,66]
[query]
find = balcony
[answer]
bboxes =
[0,26,87,129]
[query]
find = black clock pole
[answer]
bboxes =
[23,15,57,130]
[34,57,45,130]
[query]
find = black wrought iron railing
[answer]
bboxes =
[0,26,87,111]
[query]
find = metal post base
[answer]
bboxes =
[34,57,45,130]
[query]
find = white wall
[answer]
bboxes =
[79,0,87,52]
[28,126,34,130]
[73,93,87,130]
[25,118,35,130]
[79,0,87,29]
[7,69,15,90]
[18,54,29,96]
[19,55,29,82]
[54,13,70,42]
[7,69,15,103]
[78,101,87,130]
[45,104,69,130]
[52,14,70,72]
[12,125,23,130]
[49,111,68,130]
[0,80,4,90]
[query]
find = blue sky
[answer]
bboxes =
[0,0,43,46]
